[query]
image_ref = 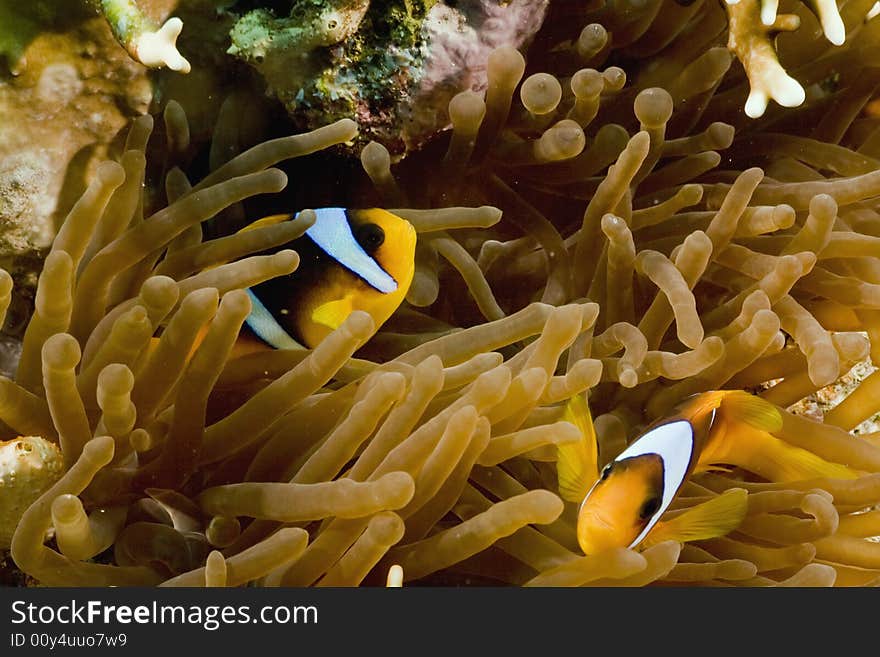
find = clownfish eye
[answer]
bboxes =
[639,496,661,520]
[356,223,385,252]
[600,464,612,481]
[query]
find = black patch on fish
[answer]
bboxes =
[245,231,326,346]
[639,496,662,519]
[244,210,391,347]
[613,454,666,516]
[354,222,385,253]
[306,209,397,293]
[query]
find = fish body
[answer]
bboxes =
[242,207,416,350]
[558,390,857,555]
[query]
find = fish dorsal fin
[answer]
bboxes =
[642,488,748,549]
[306,208,398,293]
[676,391,727,416]
[244,289,304,350]
[556,394,600,503]
[311,295,355,330]
[719,391,783,433]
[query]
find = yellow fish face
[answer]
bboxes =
[576,454,664,555]
[299,208,416,347]
[348,208,418,291]
[242,207,417,351]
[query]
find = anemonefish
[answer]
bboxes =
[558,390,858,556]
[238,207,417,351]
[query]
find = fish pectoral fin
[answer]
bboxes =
[642,488,748,548]
[557,394,600,503]
[311,295,355,330]
[720,391,783,433]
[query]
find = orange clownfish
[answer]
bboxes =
[558,390,858,556]
[239,207,416,350]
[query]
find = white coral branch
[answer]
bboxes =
[727,0,806,118]
[133,17,191,73]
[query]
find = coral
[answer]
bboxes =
[92,0,191,72]
[1,1,190,74]
[0,1,49,76]
[723,0,849,117]
[0,2,156,344]
[0,6,158,217]
[227,1,550,154]
[0,436,63,548]
[725,0,807,118]
[219,0,872,151]
[401,0,552,152]
[226,1,377,130]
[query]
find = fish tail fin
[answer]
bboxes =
[724,424,859,482]
[698,390,854,481]
[557,394,600,503]
[643,488,748,548]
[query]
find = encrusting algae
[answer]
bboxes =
[3,0,880,588]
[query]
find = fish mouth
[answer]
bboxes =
[583,510,615,532]
[577,509,619,554]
